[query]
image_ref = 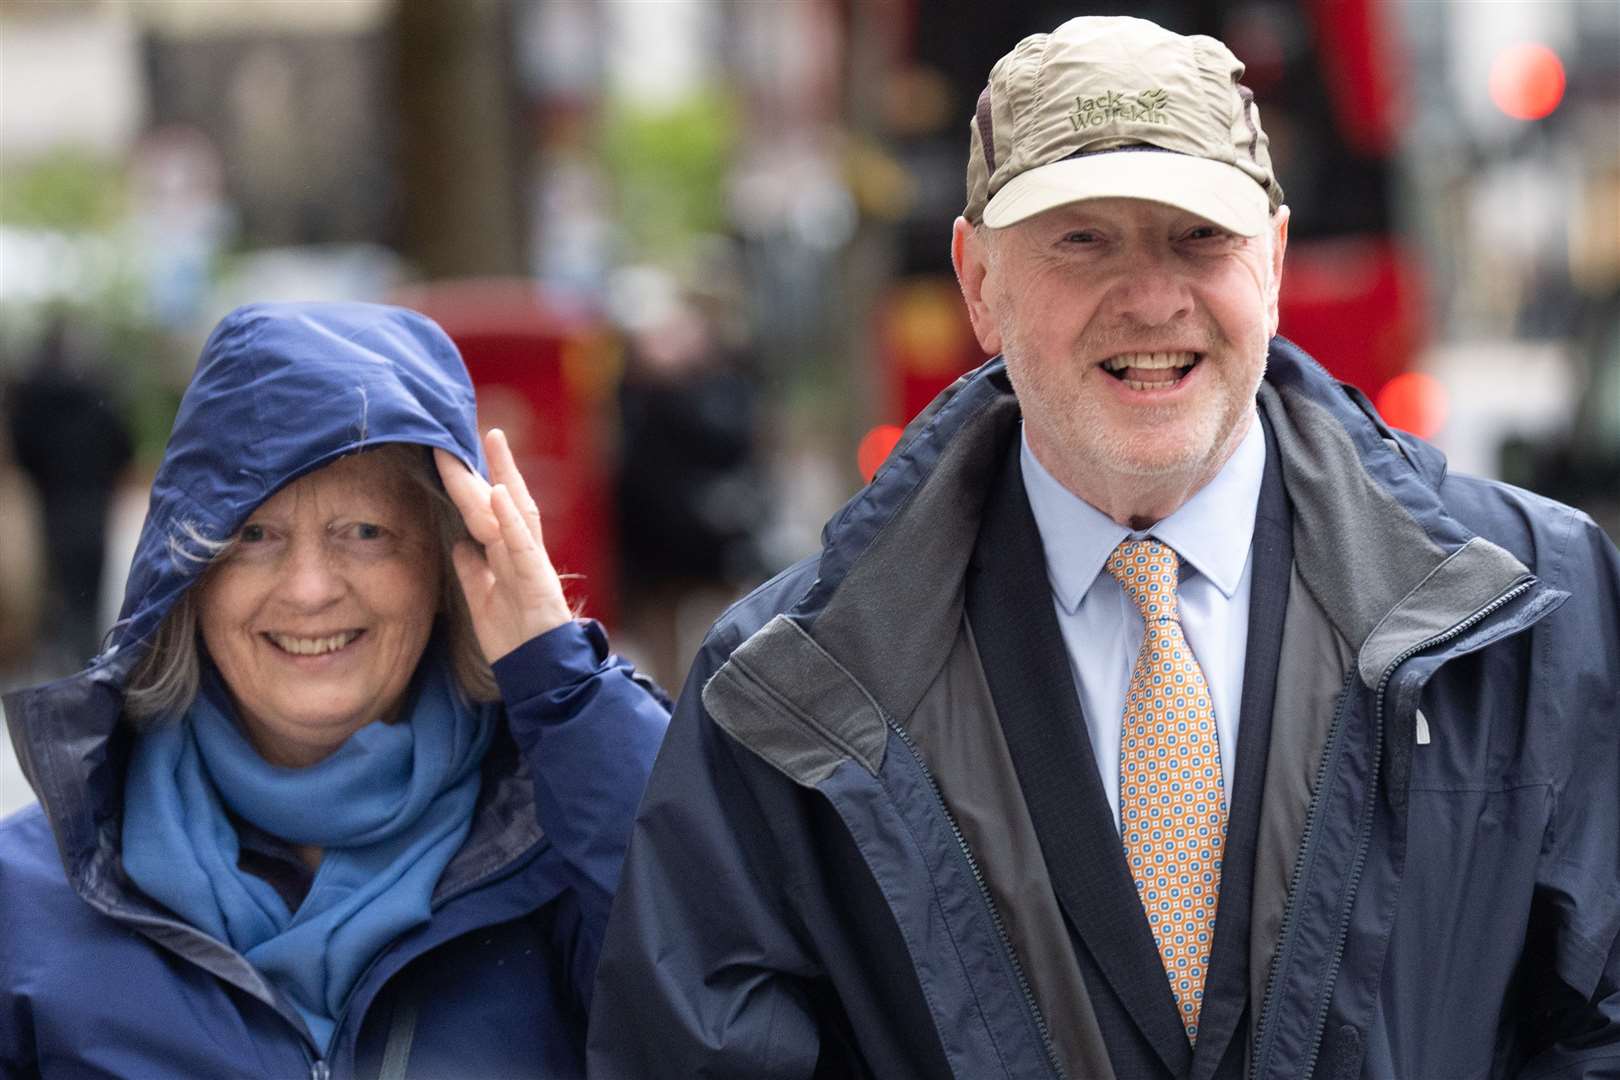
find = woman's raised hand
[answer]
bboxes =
[435,430,574,663]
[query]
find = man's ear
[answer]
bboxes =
[951,216,1004,356]
[1266,205,1290,336]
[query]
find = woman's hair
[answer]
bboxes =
[123,443,498,724]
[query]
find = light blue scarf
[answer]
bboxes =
[123,652,496,1051]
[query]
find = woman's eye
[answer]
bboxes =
[239,523,267,543]
[329,520,398,551]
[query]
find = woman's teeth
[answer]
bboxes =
[268,631,360,656]
[1102,351,1199,390]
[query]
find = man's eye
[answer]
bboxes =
[239,523,267,543]
[1183,226,1227,242]
[1063,231,1101,244]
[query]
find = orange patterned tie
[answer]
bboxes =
[1107,538,1226,1043]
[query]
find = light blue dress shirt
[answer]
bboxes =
[1019,414,1266,832]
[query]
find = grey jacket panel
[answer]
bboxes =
[701,395,1021,792]
[908,620,1116,1080]
[1258,383,1446,656]
[1258,384,1533,687]
[1356,537,1533,688]
[813,392,1019,728]
[704,614,889,786]
[1248,565,1355,1036]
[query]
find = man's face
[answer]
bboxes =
[955,197,1288,505]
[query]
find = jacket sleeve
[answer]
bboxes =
[1515,514,1620,1078]
[490,619,671,1006]
[585,629,826,1079]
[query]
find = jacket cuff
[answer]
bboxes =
[490,619,609,704]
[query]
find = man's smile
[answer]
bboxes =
[1100,350,1202,391]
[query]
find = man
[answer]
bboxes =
[590,16,1620,1079]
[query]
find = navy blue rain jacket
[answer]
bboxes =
[590,341,1620,1079]
[0,302,669,1079]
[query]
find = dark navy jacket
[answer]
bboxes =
[589,340,1620,1079]
[0,303,669,1079]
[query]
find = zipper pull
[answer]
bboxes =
[310,1060,330,1080]
[1414,709,1431,746]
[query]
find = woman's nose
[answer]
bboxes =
[276,539,345,609]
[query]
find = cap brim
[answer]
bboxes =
[982,151,1271,236]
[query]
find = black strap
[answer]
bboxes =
[376,976,424,1080]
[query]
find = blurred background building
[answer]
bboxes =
[2,0,1617,812]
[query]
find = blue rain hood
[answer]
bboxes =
[110,301,488,665]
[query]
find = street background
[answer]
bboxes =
[3,0,1618,816]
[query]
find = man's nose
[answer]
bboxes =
[277,539,345,609]
[1106,253,1194,326]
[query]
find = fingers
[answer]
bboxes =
[440,438,571,661]
[448,539,490,598]
[493,479,571,624]
[485,429,544,540]
[434,448,499,542]
[492,483,547,585]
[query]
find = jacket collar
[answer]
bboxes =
[1255,341,1539,687]
[705,338,1551,785]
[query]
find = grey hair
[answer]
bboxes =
[168,519,236,568]
[123,443,498,725]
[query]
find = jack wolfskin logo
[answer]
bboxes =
[1069,89,1172,130]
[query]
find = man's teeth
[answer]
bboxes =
[1102,351,1199,390]
[268,631,360,656]
[1101,351,1198,372]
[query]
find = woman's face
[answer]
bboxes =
[197,451,441,767]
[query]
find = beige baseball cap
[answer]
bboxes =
[964,16,1284,236]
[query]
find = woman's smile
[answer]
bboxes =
[263,629,364,657]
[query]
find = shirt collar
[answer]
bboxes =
[1020,411,1266,614]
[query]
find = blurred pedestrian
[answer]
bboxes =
[0,397,45,676]
[615,290,769,688]
[5,315,133,669]
[591,15,1620,1079]
[0,302,669,1077]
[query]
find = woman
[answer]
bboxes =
[0,302,670,1078]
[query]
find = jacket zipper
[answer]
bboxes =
[1249,578,1535,1079]
[1246,668,1356,1080]
[1293,577,1534,1079]
[883,715,1066,1080]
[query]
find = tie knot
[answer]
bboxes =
[1106,538,1181,619]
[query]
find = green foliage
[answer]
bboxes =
[0,150,126,230]
[598,88,737,260]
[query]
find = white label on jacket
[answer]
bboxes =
[1415,708,1431,746]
